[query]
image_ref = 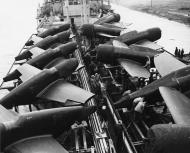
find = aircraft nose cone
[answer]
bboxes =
[96,45,114,64]
[54,58,79,78]
[79,105,97,120]
[56,30,71,42]
[147,27,161,42]
[79,24,94,37]
[85,105,97,114]
[58,42,77,56]
[113,13,121,22]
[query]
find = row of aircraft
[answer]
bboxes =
[0,8,189,153]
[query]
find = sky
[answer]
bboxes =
[0,0,44,80]
[0,0,43,55]
[0,0,189,80]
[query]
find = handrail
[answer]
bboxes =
[0,34,35,87]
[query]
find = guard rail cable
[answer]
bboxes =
[0,33,36,87]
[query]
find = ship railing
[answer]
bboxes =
[0,33,35,88]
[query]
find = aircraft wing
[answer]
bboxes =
[37,27,47,34]
[118,30,138,39]
[101,23,123,30]
[31,35,43,44]
[113,40,158,56]
[96,32,117,38]
[119,59,150,78]
[4,135,68,153]
[29,47,45,58]
[130,44,158,56]
[17,64,41,82]
[38,79,95,105]
[0,105,19,122]
[136,39,163,50]
[113,40,150,78]
[101,23,124,30]
[159,87,190,125]
[154,52,186,77]
[112,40,129,48]
[112,22,132,29]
